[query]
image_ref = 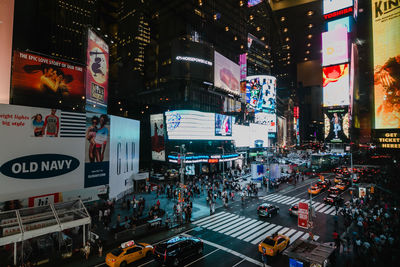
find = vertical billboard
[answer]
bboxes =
[322,27,349,66]
[0,104,85,202]
[249,123,269,148]
[11,51,85,111]
[372,0,400,129]
[0,0,14,104]
[239,53,247,81]
[214,51,240,95]
[84,113,110,188]
[324,107,350,143]
[109,116,139,199]
[323,63,349,107]
[255,112,277,133]
[323,0,353,15]
[327,16,352,32]
[215,113,232,136]
[246,75,276,112]
[151,114,165,161]
[86,29,109,114]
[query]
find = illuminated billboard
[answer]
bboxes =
[324,107,349,143]
[86,28,109,114]
[214,51,240,95]
[327,16,352,32]
[246,75,276,112]
[323,63,350,107]
[248,0,263,7]
[0,0,14,104]
[322,27,348,66]
[233,124,250,147]
[151,114,165,161]
[255,112,277,133]
[215,114,232,136]
[372,0,400,129]
[166,110,233,140]
[249,123,269,148]
[323,0,353,15]
[11,51,85,111]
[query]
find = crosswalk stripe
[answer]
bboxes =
[213,217,247,232]
[225,219,258,236]
[284,229,297,237]
[278,227,290,235]
[266,195,285,201]
[272,195,290,202]
[301,233,320,241]
[243,223,276,242]
[251,225,283,244]
[197,213,230,226]
[287,198,300,205]
[193,212,226,224]
[314,235,320,241]
[218,218,252,234]
[200,213,237,228]
[208,215,239,230]
[284,197,297,204]
[324,206,336,214]
[315,204,327,212]
[263,194,279,200]
[312,203,324,209]
[318,205,331,213]
[329,210,337,216]
[237,222,270,240]
[298,199,307,203]
[231,221,263,238]
[290,231,305,243]
[275,196,292,203]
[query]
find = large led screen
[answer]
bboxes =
[151,114,165,161]
[249,123,269,148]
[86,28,109,114]
[324,107,349,143]
[246,75,276,112]
[109,116,139,199]
[323,0,353,15]
[0,104,85,202]
[11,51,85,111]
[255,112,277,133]
[372,0,400,129]
[323,63,350,107]
[232,124,250,148]
[166,110,233,140]
[214,51,240,95]
[248,0,263,7]
[0,0,14,104]
[322,27,348,66]
[327,16,352,32]
[215,114,232,136]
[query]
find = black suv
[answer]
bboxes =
[153,235,203,266]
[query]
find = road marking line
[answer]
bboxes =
[196,213,229,226]
[315,204,327,212]
[269,195,288,202]
[225,219,258,236]
[218,218,252,234]
[208,215,240,230]
[231,220,263,238]
[278,227,290,235]
[264,194,284,201]
[273,196,291,203]
[200,213,237,228]
[232,258,246,267]
[192,212,226,224]
[301,233,319,241]
[251,225,283,244]
[324,206,336,214]
[184,248,220,267]
[137,260,154,267]
[290,231,305,243]
[312,203,324,209]
[287,198,300,205]
[243,224,276,242]
[237,222,270,240]
[212,216,246,231]
[318,205,331,213]
[284,229,297,237]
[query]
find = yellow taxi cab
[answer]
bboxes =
[334,177,343,184]
[105,240,153,267]
[258,234,290,256]
[335,183,347,191]
[308,185,322,195]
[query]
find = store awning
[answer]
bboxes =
[0,199,90,246]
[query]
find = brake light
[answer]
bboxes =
[289,209,292,211]
[265,208,268,211]
[110,259,116,262]
[164,250,167,261]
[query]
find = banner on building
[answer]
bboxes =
[86,28,109,114]
[151,114,165,161]
[372,0,400,129]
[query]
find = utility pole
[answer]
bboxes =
[218,146,225,180]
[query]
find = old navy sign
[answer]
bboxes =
[1,154,80,179]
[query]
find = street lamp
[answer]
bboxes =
[218,146,225,180]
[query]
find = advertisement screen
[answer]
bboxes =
[109,116,139,199]
[322,27,348,66]
[324,107,350,143]
[84,112,110,188]
[248,0,263,7]
[166,110,233,140]
[0,104,85,202]
[372,0,400,129]
[277,116,287,147]
[0,0,14,104]
[185,164,195,175]
[249,123,269,148]
[239,53,247,81]
[327,16,352,32]
[323,0,353,15]
[246,75,276,112]
[232,124,250,147]
[11,51,85,111]
[323,63,350,107]
[86,29,109,114]
[215,114,232,136]
[255,112,277,133]
[151,114,165,161]
[214,51,240,95]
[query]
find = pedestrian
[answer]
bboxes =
[261,252,268,267]
[84,241,91,260]
[98,240,103,257]
[98,209,103,224]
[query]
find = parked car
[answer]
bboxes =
[316,180,328,190]
[257,203,280,218]
[258,234,290,256]
[324,194,344,206]
[153,235,203,266]
[288,204,298,216]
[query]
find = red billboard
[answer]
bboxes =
[298,202,309,229]
[85,28,109,114]
[11,51,85,111]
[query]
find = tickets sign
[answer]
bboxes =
[298,202,309,229]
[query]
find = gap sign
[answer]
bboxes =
[298,202,309,229]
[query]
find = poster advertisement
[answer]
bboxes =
[86,28,109,114]
[324,107,350,143]
[298,202,309,229]
[372,0,400,129]
[151,114,165,161]
[323,63,350,107]
[214,51,240,95]
[255,112,277,133]
[109,116,139,199]
[11,51,85,111]
[215,113,232,136]
[0,104,85,202]
[0,0,14,104]
[323,0,353,15]
[322,27,349,66]
[246,75,276,112]
[84,112,110,188]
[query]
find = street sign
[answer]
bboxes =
[298,202,309,229]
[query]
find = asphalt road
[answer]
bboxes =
[90,174,350,267]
